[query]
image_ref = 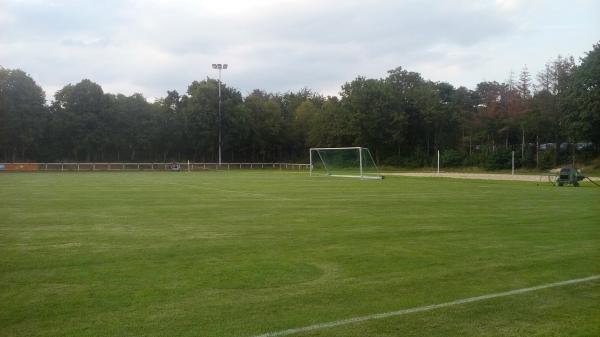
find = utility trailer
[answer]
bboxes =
[555,167,584,186]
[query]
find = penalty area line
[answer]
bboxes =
[249,275,600,337]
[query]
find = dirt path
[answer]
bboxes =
[384,172,600,183]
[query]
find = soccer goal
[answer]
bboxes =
[309,147,383,179]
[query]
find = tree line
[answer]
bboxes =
[1,42,599,169]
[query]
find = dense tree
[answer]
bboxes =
[182,78,243,161]
[50,79,108,161]
[535,56,577,164]
[0,68,46,161]
[384,67,430,162]
[1,42,599,168]
[278,89,324,160]
[243,90,284,161]
[154,90,185,162]
[565,43,600,150]
[340,76,397,161]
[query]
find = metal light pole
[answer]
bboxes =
[212,63,228,165]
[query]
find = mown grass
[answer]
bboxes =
[0,171,599,337]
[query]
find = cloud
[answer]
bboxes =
[0,0,598,100]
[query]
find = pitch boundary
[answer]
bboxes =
[249,274,600,337]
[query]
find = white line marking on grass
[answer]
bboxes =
[250,275,600,337]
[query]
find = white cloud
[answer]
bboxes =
[495,0,523,11]
[1,0,598,100]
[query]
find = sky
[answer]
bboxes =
[1,0,598,101]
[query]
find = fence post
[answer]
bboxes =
[512,151,515,175]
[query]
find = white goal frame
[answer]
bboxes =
[309,147,383,179]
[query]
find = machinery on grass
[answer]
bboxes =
[556,167,583,186]
[540,167,600,187]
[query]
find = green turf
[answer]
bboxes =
[1,171,599,337]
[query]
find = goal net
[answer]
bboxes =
[310,147,382,179]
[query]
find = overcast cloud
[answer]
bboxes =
[1,0,598,100]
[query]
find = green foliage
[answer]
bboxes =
[1,42,599,164]
[440,149,465,167]
[539,149,556,170]
[565,42,600,145]
[1,172,599,336]
[0,68,46,161]
[483,149,513,170]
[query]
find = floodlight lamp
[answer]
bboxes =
[212,64,218,69]
[223,64,228,69]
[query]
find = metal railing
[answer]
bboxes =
[0,162,310,172]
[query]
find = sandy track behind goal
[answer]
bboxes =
[384,172,600,182]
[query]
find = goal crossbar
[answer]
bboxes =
[310,147,363,150]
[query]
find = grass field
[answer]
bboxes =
[1,171,599,337]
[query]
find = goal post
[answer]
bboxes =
[309,147,383,179]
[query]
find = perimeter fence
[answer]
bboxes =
[0,162,310,172]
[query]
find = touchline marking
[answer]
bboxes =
[249,275,600,337]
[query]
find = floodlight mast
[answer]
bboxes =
[212,63,228,166]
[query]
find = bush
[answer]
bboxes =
[462,152,482,167]
[440,149,465,167]
[397,154,426,168]
[539,150,555,170]
[519,148,536,168]
[483,149,513,170]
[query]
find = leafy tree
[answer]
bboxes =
[450,86,478,156]
[474,81,508,151]
[243,90,283,161]
[307,96,354,148]
[0,68,46,161]
[385,68,437,161]
[341,74,413,162]
[111,93,155,161]
[182,79,243,161]
[2,41,600,167]
[278,89,324,160]
[565,42,600,149]
[292,99,320,148]
[51,79,106,161]
[534,56,576,164]
[154,90,185,161]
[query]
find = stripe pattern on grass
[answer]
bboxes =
[250,275,600,337]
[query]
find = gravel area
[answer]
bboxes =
[384,172,600,182]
